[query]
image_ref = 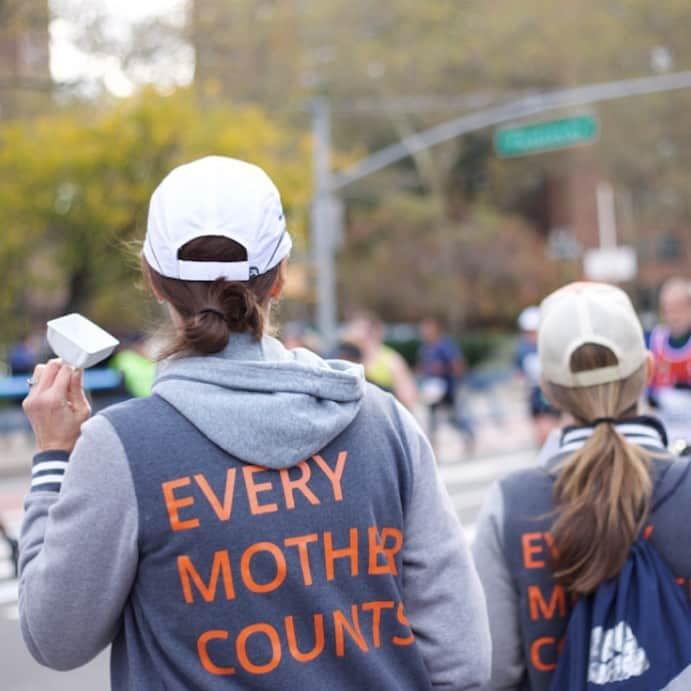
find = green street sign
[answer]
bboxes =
[495,114,599,157]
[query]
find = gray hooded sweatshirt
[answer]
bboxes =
[19,334,490,690]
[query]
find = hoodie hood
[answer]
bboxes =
[152,334,365,469]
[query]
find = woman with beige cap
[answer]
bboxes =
[472,282,691,690]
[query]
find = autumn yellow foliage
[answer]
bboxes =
[0,89,311,343]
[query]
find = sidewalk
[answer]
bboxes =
[425,378,535,463]
[0,431,33,477]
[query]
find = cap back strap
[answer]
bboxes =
[569,365,624,387]
[177,259,250,282]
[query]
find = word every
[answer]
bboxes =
[162,452,347,531]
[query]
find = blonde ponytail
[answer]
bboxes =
[544,343,651,595]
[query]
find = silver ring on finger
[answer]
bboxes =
[26,378,39,388]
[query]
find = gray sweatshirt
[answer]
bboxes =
[19,334,490,690]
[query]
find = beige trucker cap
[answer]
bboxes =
[538,282,647,388]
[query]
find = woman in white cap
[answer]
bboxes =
[19,156,490,690]
[472,282,691,690]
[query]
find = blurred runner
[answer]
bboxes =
[110,333,156,398]
[346,311,417,410]
[417,317,474,453]
[649,277,691,446]
[515,306,561,447]
[8,333,38,375]
[334,339,364,364]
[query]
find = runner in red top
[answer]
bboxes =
[649,277,691,445]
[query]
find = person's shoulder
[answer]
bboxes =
[386,347,411,370]
[358,382,419,440]
[497,465,553,504]
[97,394,165,427]
[652,454,691,503]
[379,343,401,360]
[376,345,411,376]
[361,380,398,415]
[650,324,670,348]
[494,466,556,538]
[499,464,551,486]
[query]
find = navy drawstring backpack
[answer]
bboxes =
[550,466,691,690]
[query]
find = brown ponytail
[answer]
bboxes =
[143,235,281,358]
[544,343,652,595]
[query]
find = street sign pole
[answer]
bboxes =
[310,98,338,347]
[596,181,617,249]
[584,181,638,282]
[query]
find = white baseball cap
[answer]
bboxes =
[538,282,647,388]
[143,156,292,282]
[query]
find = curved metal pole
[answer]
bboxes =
[331,71,691,191]
[313,70,691,341]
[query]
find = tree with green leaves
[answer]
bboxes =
[0,88,310,345]
[17,1,691,331]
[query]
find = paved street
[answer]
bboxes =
[0,617,108,691]
[0,381,537,689]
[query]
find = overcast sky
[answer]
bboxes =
[50,0,191,96]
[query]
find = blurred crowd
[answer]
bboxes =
[1,275,690,454]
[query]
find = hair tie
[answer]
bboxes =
[198,308,226,321]
[591,417,617,427]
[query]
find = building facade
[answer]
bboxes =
[0,0,51,119]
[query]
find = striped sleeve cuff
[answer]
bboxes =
[31,450,70,493]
